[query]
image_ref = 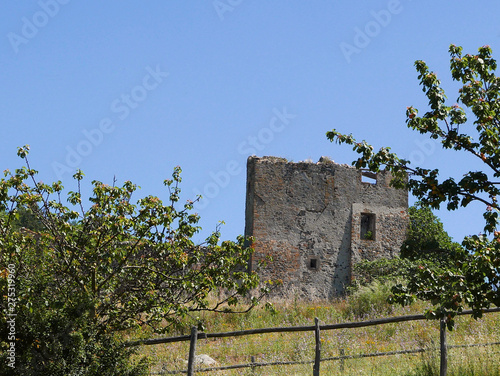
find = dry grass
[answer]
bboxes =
[127,293,500,375]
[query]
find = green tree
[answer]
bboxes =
[327,44,500,328]
[3,207,45,232]
[401,203,461,264]
[0,147,269,375]
[353,204,458,286]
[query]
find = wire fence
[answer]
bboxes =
[125,307,500,375]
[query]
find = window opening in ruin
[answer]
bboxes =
[360,213,375,240]
[308,257,319,270]
[361,170,377,184]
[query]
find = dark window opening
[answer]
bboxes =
[360,213,375,240]
[361,170,377,184]
[308,257,319,270]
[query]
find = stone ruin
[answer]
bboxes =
[244,156,408,300]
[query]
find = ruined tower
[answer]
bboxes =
[244,156,408,299]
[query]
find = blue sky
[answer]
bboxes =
[1,1,499,243]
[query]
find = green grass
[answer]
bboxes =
[127,288,500,375]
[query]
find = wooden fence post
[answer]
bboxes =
[313,317,321,376]
[339,348,345,372]
[440,318,447,376]
[187,326,198,376]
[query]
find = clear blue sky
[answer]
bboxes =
[1,1,499,243]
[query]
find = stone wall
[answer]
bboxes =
[244,156,408,300]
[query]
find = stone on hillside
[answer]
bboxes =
[183,354,217,366]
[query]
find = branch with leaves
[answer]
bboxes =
[0,147,273,375]
[327,45,500,328]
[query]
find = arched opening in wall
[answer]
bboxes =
[360,213,375,240]
[361,170,377,184]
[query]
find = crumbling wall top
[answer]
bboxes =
[250,155,354,168]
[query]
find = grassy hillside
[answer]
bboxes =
[129,283,500,375]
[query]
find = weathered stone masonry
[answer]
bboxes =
[244,156,408,300]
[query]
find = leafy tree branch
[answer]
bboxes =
[0,147,272,375]
[327,45,500,328]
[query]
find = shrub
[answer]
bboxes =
[345,280,396,318]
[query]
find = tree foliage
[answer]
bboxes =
[353,204,459,286]
[0,147,269,375]
[401,203,461,265]
[8,207,45,232]
[327,45,500,328]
